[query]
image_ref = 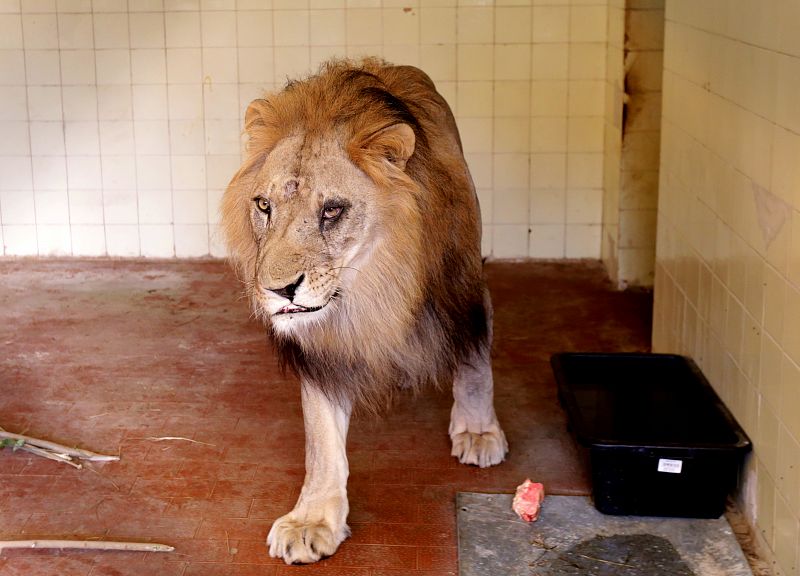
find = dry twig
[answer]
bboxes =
[0,540,173,553]
[19,444,82,469]
[0,427,120,469]
[0,431,172,557]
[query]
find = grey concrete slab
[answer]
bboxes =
[457,493,752,576]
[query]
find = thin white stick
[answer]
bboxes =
[0,540,174,553]
[145,436,216,447]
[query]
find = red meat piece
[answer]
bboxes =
[512,479,545,522]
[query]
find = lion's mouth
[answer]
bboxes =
[273,289,340,316]
[275,303,324,315]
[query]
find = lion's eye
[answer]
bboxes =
[322,206,343,220]
[254,197,270,215]
[320,200,349,231]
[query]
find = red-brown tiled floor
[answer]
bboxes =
[0,260,651,576]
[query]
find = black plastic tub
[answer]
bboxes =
[550,352,752,519]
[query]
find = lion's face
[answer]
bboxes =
[247,133,379,335]
[223,66,422,350]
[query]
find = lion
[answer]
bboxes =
[221,58,508,565]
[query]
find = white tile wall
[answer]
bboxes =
[0,0,612,259]
[655,1,800,573]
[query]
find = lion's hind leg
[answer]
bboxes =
[449,293,508,468]
[450,425,508,468]
[449,345,508,468]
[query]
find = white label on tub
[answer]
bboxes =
[658,458,683,474]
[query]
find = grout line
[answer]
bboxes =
[163,6,174,258]
[59,13,78,257]
[21,11,44,257]
[129,5,142,257]
[562,3,571,259]
[91,3,108,258]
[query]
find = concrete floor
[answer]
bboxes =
[0,259,652,576]
[457,493,754,576]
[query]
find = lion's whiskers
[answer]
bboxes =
[330,265,361,274]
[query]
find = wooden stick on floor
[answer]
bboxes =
[0,427,120,468]
[0,429,171,555]
[0,540,174,553]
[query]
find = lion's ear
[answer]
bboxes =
[244,98,268,130]
[243,98,278,157]
[362,123,416,171]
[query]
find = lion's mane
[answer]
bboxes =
[222,59,489,412]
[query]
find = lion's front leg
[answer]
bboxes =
[267,382,351,564]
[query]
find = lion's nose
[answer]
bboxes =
[269,274,305,301]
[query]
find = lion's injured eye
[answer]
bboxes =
[320,199,348,226]
[322,206,343,220]
[254,197,271,215]
[319,200,349,232]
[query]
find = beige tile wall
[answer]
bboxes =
[616,0,661,287]
[602,0,662,289]
[601,0,623,281]
[654,0,800,573]
[0,0,613,259]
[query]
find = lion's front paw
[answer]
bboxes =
[267,512,350,565]
[451,428,508,468]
